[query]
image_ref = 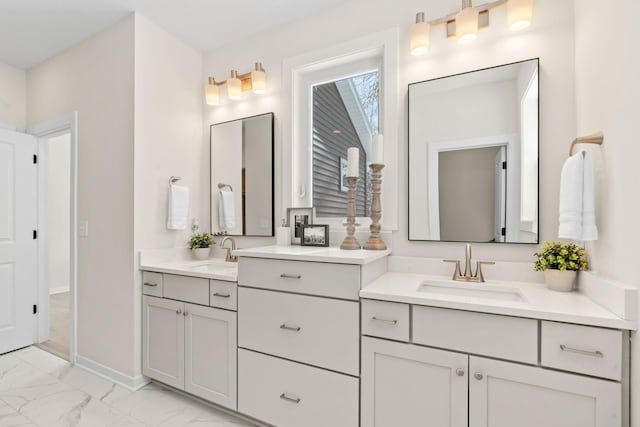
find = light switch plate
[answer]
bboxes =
[79,220,89,237]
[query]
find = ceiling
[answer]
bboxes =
[0,0,349,70]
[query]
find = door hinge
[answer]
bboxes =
[501,227,506,236]
[502,161,507,170]
[33,230,37,239]
[33,304,37,315]
[33,154,38,164]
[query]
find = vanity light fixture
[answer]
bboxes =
[411,0,534,54]
[455,0,479,43]
[205,62,267,105]
[410,12,430,55]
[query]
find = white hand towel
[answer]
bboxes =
[581,150,598,241]
[558,150,598,241]
[167,184,189,230]
[218,190,235,229]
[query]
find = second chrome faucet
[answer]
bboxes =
[443,243,494,283]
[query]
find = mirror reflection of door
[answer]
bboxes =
[438,146,506,243]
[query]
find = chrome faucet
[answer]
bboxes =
[443,243,494,283]
[220,236,238,263]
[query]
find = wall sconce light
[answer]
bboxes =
[205,62,267,105]
[411,0,534,54]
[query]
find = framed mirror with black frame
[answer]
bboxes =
[408,58,539,244]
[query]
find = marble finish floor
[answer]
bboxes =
[0,346,255,427]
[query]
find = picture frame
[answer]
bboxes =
[340,157,349,192]
[301,224,329,247]
[286,207,315,245]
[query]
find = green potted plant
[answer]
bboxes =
[534,241,589,291]
[188,232,215,260]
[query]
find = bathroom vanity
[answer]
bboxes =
[140,247,635,427]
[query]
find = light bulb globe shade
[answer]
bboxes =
[455,6,479,43]
[251,69,266,94]
[410,21,430,56]
[205,82,220,106]
[508,0,534,30]
[227,76,242,100]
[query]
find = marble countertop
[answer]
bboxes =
[361,272,636,330]
[140,258,237,282]
[233,245,391,265]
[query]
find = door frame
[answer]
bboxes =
[28,112,78,364]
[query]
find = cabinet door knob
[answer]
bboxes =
[474,372,484,381]
[183,311,189,316]
[280,393,301,404]
[176,309,182,315]
[456,368,465,377]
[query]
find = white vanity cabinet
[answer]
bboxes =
[141,274,238,410]
[236,253,387,427]
[361,300,628,427]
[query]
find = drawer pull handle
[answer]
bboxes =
[280,393,301,404]
[372,316,398,325]
[280,324,301,332]
[143,282,158,287]
[280,274,302,279]
[213,292,231,298]
[560,345,604,358]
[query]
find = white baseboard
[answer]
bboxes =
[75,355,150,391]
[50,286,70,295]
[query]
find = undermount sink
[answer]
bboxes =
[417,280,526,302]
[188,261,237,272]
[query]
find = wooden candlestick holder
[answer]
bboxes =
[340,176,361,250]
[364,164,387,250]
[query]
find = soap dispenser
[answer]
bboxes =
[276,219,291,246]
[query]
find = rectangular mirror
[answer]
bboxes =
[210,112,274,236]
[409,59,539,243]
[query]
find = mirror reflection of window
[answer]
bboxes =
[311,71,379,218]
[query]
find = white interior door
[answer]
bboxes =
[0,129,37,354]
[493,147,507,242]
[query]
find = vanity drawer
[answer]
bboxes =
[163,274,209,305]
[361,299,410,342]
[541,321,623,380]
[238,349,359,427]
[238,257,360,300]
[142,272,163,297]
[209,280,237,311]
[238,287,359,375]
[413,306,538,364]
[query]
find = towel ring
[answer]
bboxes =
[569,132,604,156]
[217,182,233,192]
[169,176,181,185]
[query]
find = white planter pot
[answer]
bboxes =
[192,247,211,260]
[543,269,577,292]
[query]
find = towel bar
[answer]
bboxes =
[217,182,233,191]
[569,132,603,156]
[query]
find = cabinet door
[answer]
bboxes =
[469,356,621,427]
[142,295,185,389]
[185,303,237,409]
[361,337,468,427]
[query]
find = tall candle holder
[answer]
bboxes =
[364,163,387,250]
[340,176,361,250]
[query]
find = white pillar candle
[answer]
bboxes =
[372,134,384,164]
[347,147,359,177]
